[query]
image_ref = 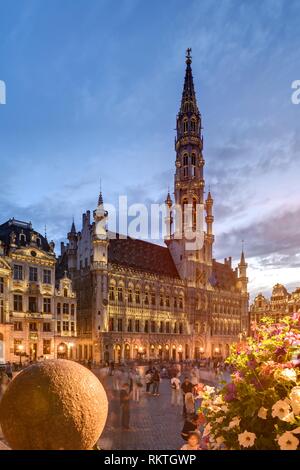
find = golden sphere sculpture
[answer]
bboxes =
[0,360,108,450]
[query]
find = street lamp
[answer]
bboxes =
[17,344,24,367]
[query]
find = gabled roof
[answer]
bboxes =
[108,235,180,279]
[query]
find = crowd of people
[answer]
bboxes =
[101,360,229,450]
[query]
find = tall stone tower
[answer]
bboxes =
[168,49,214,288]
[91,191,109,361]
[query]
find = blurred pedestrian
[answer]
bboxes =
[120,383,131,430]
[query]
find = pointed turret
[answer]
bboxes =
[238,245,248,294]
[98,191,104,207]
[70,218,76,235]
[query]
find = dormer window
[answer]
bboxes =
[36,237,41,247]
[19,233,26,245]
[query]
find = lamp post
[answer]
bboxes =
[17,344,24,367]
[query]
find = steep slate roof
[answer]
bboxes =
[0,219,51,253]
[108,235,180,279]
[212,260,238,291]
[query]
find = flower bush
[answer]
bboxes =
[200,314,300,450]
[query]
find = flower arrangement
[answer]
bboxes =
[200,313,300,450]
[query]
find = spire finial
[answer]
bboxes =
[186,48,192,65]
[44,224,47,239]
[98,178,103,206]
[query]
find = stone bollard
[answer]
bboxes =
[0,359,108,450]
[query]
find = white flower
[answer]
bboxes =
[221,405,229,413]
[272,400,291,420]
[205,385,215,395]
[238,431,256,448]
[228,416,241,429]
[213,395,224,405]
[277,432,299,451]
[257,407,268,419]
[215,416,225,424]
[203,423,212,437]
[280,368,297,382]
[290,386,300,415]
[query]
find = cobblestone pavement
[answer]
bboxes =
[97,369,226,451]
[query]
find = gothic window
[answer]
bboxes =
[127,319,132,332]
[117,318,123,332]
[166,295,170,307]
[135,319,140,332]
[179,323,183,334]
[191,154,196,166]
[191,119,196,133]
[109,286,115,301]
[160,321,164,333]
[63,321,69,332]
[71,304,75,316]
[57,303,61,315]
[144,292,149,305]
[183,167,188,178]
[135,290,140,304]
[174,297,177,308]
[166,321,170,333]
[109,318,114,331]
[57,321,61,333]
[174,321,178,333]
[151,321,156,333]
[183,154,189,166]
[144,320,149,333]
[128,288,133,303]
[117,287,123,302]
[160,295,164,307]
[151,292,156,306]
[179,296,184,309]
[183,119,188,133]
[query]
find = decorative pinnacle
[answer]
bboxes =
[186,48,192,65]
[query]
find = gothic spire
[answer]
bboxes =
[179,48,199,116]
[70,218,76,234]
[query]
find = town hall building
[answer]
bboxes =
[59,50,249,364]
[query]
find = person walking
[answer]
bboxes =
[171,374,181,406]
[181,376,193,417]
[120,383,131,430]
[152,368,160,396]
[132,369,142,402]
[145,368,153,394]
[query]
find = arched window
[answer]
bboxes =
[183,119,188,133]
[191,119,196,133]
[64,288,68,298]
[183,154,188,166]
[19,233,26,245]
[36,237,41,247]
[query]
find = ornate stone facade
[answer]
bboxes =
[250,283,300,324]
[0,219,77,363]
[59,51,249,363]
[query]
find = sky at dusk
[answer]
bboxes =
[0,0,300,299]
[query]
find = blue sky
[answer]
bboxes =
[0,0,300,297]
